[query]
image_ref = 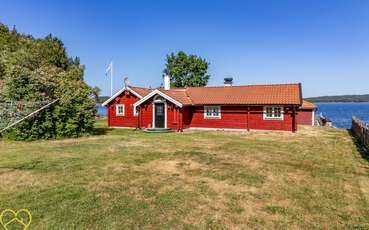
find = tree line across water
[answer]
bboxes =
[305,94,369,103]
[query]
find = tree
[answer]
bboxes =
[0,23,96,140]
[163,51,210,87]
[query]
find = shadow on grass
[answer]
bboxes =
[91,126,112,136]
[348,129,369,162]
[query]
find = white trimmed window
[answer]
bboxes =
[263,106,283,120]
[116,104,125,116]
[133,106,139,116]
[204,106,221,119]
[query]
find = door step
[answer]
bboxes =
[144,128,174,133]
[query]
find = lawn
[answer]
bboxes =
[0,119,369,229]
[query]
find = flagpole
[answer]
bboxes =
[110,61,113,96]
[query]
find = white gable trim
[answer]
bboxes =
[102,87,143,106]
[133,89,183,108]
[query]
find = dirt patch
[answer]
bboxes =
[144,159,204,175]
[0,170,41,192]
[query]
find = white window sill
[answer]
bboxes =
[264,117,283,120]
[204,117,221,119]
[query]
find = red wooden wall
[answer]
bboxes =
[107,90,140,127]
[187,106,296,131]
[298,109,314,126]
[107,92,299,132]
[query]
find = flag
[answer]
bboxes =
[105,62,112,77]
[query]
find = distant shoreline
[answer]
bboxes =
[305,94,369,103]
[311,101,369,103]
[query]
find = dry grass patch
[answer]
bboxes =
[0,119,369,229]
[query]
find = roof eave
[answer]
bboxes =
[133,89,183,108]
[102,86,143,106]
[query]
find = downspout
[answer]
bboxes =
[247,106,250,131]
[180,108,184,132]
[292,106,297,132]
[177,107,180,131]
[137,105,140,129]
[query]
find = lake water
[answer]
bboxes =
[97,104,107,117]
[316,102,369,129]
[96,103,369,129]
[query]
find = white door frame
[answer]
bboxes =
[152,101,167,129]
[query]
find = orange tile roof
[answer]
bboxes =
[130,86,152,97]
[159,88,193,105]
[163,83,302,105]
[301,100,317,109]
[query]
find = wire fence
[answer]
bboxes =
[0,100,54,130]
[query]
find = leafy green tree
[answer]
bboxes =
[163,51,210,87]
[0,23,96,140]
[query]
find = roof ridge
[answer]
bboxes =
[129,85,152,90]
[185,83,301,89]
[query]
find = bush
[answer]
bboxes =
[0,23,97,140]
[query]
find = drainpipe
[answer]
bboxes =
[247,106,250,131]
[180,108,183,132]
[292,106,296,132]
[137,106,140,129]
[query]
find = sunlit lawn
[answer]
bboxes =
[0,118,369,229]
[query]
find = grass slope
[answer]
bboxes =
[0,119,369,229]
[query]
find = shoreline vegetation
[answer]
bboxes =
[305,94,369,103]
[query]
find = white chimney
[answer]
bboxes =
[164,74,170,90]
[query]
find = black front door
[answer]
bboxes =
[155,103,165,128]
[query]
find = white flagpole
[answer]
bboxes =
[110,61,113,96]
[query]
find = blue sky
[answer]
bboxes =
[1,0,369,97]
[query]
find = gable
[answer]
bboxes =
[133,89,183,108]
[102,86,151,106]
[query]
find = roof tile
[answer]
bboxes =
[165,83,302,105]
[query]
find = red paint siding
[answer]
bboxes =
[137,99,181,130]
[189,106,248,129]
[186,106,296,131]
[139,98,153,128]
[107,93,298,132]
[107,90,140,127]
[298,109,314,126]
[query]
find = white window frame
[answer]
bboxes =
[133,106,139,117]
[116,104,125,116]
[263,106,284,120]
[204,106,221,119]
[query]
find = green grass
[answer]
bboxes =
[0,118,369,229]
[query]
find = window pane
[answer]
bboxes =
[274,107,281,117]
[206,108,212,116]
[213,108,219,116]
[266,107,273,117]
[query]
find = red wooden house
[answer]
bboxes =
[298,100,317,126]
[103,77,305,132]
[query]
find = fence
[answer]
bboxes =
[352,116,369,148]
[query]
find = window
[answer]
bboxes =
[134,106,139,116]
[204,106,221,119]
[116,104,125,116]
[263,106,283,120]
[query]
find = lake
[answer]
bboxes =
[316,102,369,129]
[96,103,369,129]
[97,104,107,117]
